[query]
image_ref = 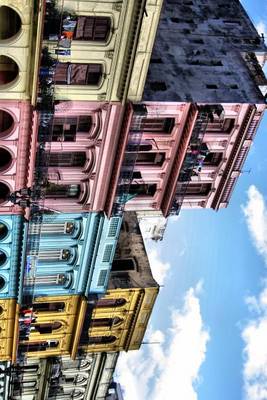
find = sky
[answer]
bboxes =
[115,2,267,400]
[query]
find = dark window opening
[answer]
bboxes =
[96,298,126,308]
[32,302,65,312]
[140,118,174,133]
[46,183,81,198]
[0,183,10,204]
[136,152,165,166]
[74,16,111,41]
[0,222,8,240]
[19,340,59,352]
[0,6,21,40]
[32,321,62,334]
[183,183,212,196]
[90,317,123,328]
[151,58,163,64]
[0,251,6,265]
[0,276,6,291]
[112,258,135,272]
[132,171,142,179]
[49,152,86,167]
[204,152,223,166]
[206,84,218,89]
[88,335,116,345]
[0,148,12,171]
[129,183,157,197]
[0,110,13,134]
[52,116,92,141]
[0,55,18,85]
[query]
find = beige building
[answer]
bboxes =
[44,0,163,102]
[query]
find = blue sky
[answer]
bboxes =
[116,2,267,399]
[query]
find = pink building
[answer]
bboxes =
[42,101,123,213]
[0,101,38,215]
[105,102,266,217]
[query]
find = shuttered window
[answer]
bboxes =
[74,17,111,41]
[55,63,102,86]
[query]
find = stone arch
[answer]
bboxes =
[0,6,21,41]
[0,55,19,86]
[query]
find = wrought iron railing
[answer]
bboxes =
[170,105,224,215]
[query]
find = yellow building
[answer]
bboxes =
[0,299,16,361]
[44,0,163,102]
[0,1,43,102]
[73,212,160,356]
[81,286,159,353]
[18,295,82,359]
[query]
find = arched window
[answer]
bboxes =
[0,251,7,266]
[0,276,5,291]
[96,298,126,308]
[0,306,3,315]
[37,248,72,262]
[55,63,102,86]
[49,152,86,167]
[0,223,8,240]
[32,302,65,312]
[32,321,62,334]
[74,17,111,41]
[19,340,59,352]
[88,335,116,345]
[52,116,92,142]
[0,6,21,40]
[32,274,71,287]
[46,183,81,199]
[0,56,19,85]
[0,182,10,203]
[90,317,123,328]
[0,148,12,171]
[0,110,13,135]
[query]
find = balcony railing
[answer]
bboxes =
[112,104,148,216]
[170,105,224,215]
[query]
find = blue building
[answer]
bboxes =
[0,215,25,299]
[23,213,122,297]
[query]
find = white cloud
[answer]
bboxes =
[242,185,267,262]
[256,21,267,40]
[242,186,267,399]
[242,288,267,400]
[146,246,171,285]
[116,284,210,400]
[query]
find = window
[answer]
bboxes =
[74,16,111,41]
[0,6,21,40]
[49,152,86,167]
[129,183,157,197]
[0,250,6,265]
[88,335,116,345]
[112,258,135,272]
[19,340,59,352]
[96,298,126,308]
[0,110,13,135]
[52,116,92,142]
[32,321,62,334]
[37,249,71,262]
[90,317,123,328]
[0,182,10,203]
[206,118,235,134]
[182,183,212,196]
[136,152,165,166]
[32,302,65,312]
[206,84,218,89]
[97,269,108,286]
[40,221,75,235]
[0,148,12,171]
[33,274,69,286]
[140,118,174,133]
[0,222,8,240]
[0,276,5,290]
[0,55,19,85]
[55,63,102,86]
[203,152,223,166]
[46,183,81,198]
